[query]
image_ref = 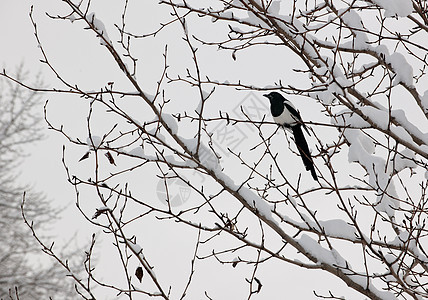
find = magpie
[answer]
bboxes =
[263,92,317,180]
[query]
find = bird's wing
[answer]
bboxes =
[283,100,311,135]
[283,101,303,123]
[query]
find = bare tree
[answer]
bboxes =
[3,0,428,299]
[0,67,79,299]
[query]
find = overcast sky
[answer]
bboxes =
[2,1,423,299]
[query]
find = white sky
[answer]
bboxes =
[1,1,424,299]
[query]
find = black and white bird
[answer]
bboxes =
[263,92,317,180]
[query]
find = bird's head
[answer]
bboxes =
[263,92,284,104]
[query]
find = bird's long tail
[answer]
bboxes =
[291,125,317,180]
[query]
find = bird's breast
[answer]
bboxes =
[273,111,296,126]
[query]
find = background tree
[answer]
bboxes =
[3,0,428,299]
[0,66,80,299]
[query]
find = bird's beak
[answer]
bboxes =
[263,94,269,98]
